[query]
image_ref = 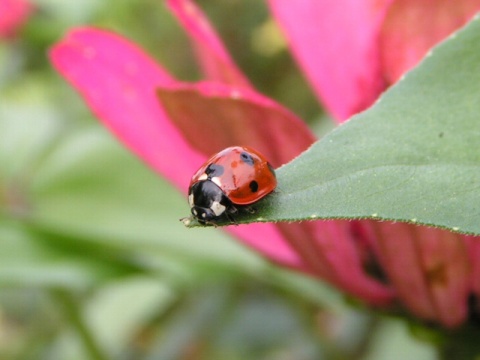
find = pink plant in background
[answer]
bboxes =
[270,0,480,121]
[0,0,33,39]
[269,0,480,327]
[50,0,480,328]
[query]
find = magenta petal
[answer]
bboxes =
[157,81,316,167]
[50,27,202,190]
[467,236,480,304]
[364,221,471,327]
[268,0,392,121]
[49,27,303,269]
[0,0,33,38]
[380,0,480,84]
[418,230,470,328]
[277,221,394,305]
[166,0,251,88]
[362,222,436,320]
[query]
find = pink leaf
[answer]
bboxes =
[0,0,33,38]
[268,0,392,121]
[50,27,200,189]
[277,221,394,305]
[157,81,315,167]
[380,0,480,84]
[363,221,471,328]
[49,27,303,269]
[166,0,251,88]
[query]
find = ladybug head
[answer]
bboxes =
[188,180,232,224]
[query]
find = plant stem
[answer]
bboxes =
[53,289,109,360]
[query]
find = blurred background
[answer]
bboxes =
[0,0,439,359]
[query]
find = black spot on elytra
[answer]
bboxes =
[249,180,258,193]
[205,164,224,178]
[240,151,254,166]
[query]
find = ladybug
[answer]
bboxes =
[187,146,277,225]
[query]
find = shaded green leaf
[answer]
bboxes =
[206,15,480,235]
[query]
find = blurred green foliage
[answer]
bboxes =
[0,0,438,359]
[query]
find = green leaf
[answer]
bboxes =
[200,15,480,235]
[0,219,131,288]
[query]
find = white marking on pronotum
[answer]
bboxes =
[453,226,459,231]
[188,194,194,207]
[198,173,208,181]
[211,176,222,188]
[210,201,226,216]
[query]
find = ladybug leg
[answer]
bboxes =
[226,214,237,225]
[204,220,219,228]
[179,216,193,225]
[244,206,256,214]
[225,205,239,225]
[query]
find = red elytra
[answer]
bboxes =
[189,146,277,205]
